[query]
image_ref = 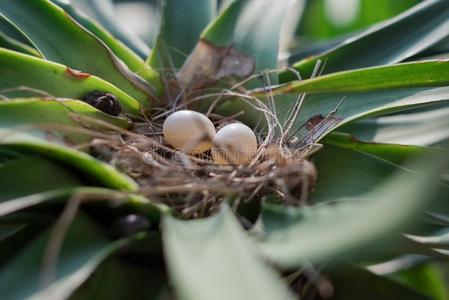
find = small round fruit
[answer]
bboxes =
[163,110,216,154]
[212,123,257,165]
[111,214,151,238]
[82,91,121,116]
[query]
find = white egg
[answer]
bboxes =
[212,123,258,165]
[163,110,216,154]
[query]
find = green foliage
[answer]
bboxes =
[323,264,434,300]
[0,0,448,299]
[0,48,141,115]
[0,130,137,191]
[0,156,82,202]
[201,0,294,73]
[51,0,155,80]
[282,0,449,80]
[68,0,151,58]
[391,263,449,300]
[276,60,449,95]
[298,0,420,40]
[149,0,216,70]
[340,104,449,146]
[0,213,138,300]
[162,206,294,300]
[0,0,162,103]
[260,153,449,266]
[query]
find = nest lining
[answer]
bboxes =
[90,109,318,219]
[0,78,321,220]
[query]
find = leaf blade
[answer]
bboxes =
[149,0,216,70]
[260,153,449,267]
[0,0,161,104]
[0,48,141,115]
[50,0,160,92]
[162,206,294,300]
[0,156,82,202]
[0,98,130,144]
[0,213,138,300]
[340,104,449,146]
[0,131,137,191]
[281,0,449,81]
[272,60,449,95]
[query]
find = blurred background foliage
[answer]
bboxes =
[75,0,423,51]
[297,0,421,40]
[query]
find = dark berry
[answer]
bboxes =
[82,91,121,116]
[111,214,151,238]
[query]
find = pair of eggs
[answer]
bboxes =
[163,110,257,165]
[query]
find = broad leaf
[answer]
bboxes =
[340,104,449,146]
[285,35,347,66]
[427,213,449,227]
[201,0,293,72]
[0,156,82,202]
[295,0,419,41]
[0,130,137,191]
[149,0,216,70]
[177,0,294,90]
[281,0,449,81]
[405,229,449,250]
[0,187,127,218]
[227,84,449,144]
[0,30,39,56]
[420,35,449,58]
[0,48,141,115]
[70,259,167,300]
[0,213,53,267]
[0,98,130,143]
[69,0,150,58]
[0,213,140,300]
[322,132,430,165]
[0,14,31,45]
[391,263,449,300]
[0,0,161,104]
[227,61,449,143]
[258,145,408,233]
[0,186,161,225]
[310,145,406,204]
[275,86,449,144]
[323,264,433,300]
[259,153,449,267]
[162,206,294,300]
[0,224,26,242]
[50,0,158,87]
[272,60,449,95]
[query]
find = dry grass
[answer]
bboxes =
[0,67,326,220]
[90,104,318,219]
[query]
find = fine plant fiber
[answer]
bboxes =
[0,59,319,220]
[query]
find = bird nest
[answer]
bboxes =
[89,90,319,220]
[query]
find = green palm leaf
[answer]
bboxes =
[340,104,449,146]
[281,0,449,81]
[260,153,449,267]
[0,131,137,191]
[0,0,162,103]
[0,0,447,298]
[162,206,294,300]
[0,213,142,300]
[149,0,216,70]
[0,49,141,115]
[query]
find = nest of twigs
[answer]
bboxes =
[1,74,321,220]
[89,89,318,219]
